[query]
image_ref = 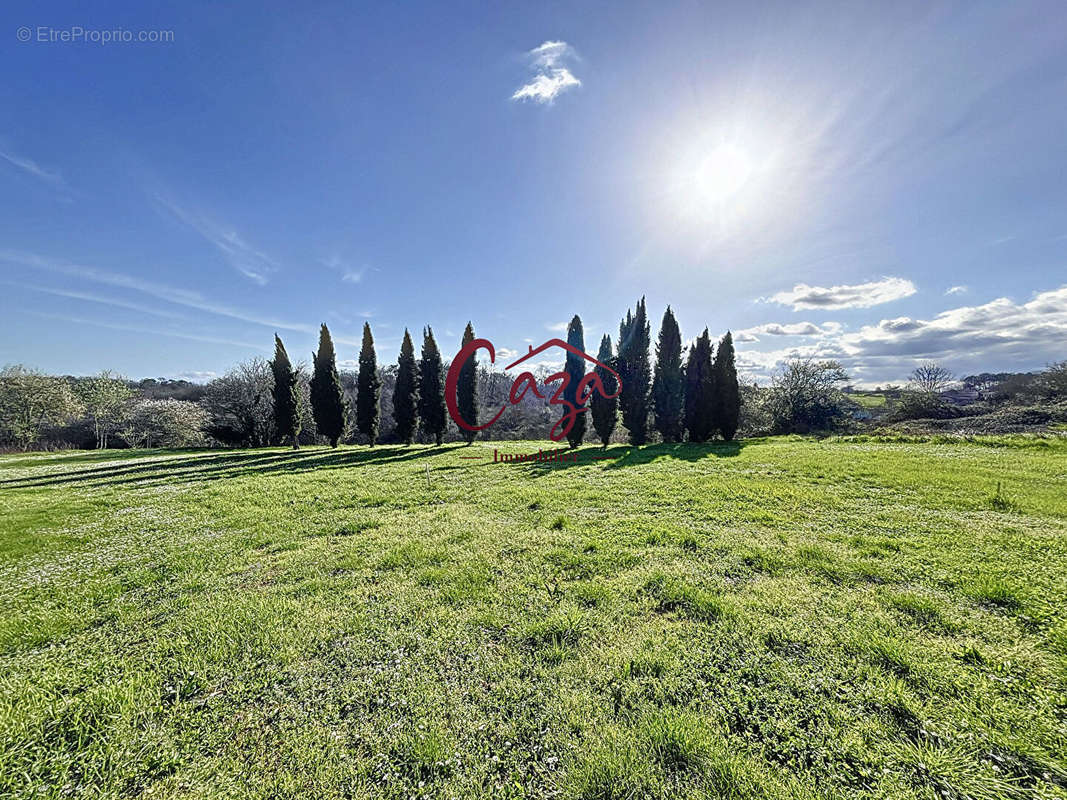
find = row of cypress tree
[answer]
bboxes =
[269,323,470,448]
[588,298,739,447]
[268,299,739,448]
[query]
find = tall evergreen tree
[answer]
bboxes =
[712,331,740,441]
[356,322,382,445]
[563,315,587,448]
[418,326,447,445]
[393,329,419,445]
[270,334,301,448]
[590,334,618,447]
[684,329,715,442]
[457,322,478,445]
[652,306,684,442]
[310,324,345,447]
[617,297,651,445]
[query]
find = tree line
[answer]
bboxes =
[265,297,740,449]
[0,297,745,450]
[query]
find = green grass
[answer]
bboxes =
[1,437,1066,799]
[849,392,889,409]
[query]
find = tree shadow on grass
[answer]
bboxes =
[518,440,746,475]
[0,445,465,489]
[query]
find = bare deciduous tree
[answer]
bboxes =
[202,359,275,447]
[909,362,954,394]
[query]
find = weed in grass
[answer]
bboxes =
[988,481,1018,512]
[643,527,675,546]
[865,634,915,677]
[549,514,568,530]
[896,740,1023,799]
[679,534,699,552]
[376,540,446,570]
[571,580,611,608]
[567,734,657,800]
[642,573,733,622]
[890,591,958,633]
[333,520,380,536]
[956,643,987,666]
[522,606,585,649]
[640,711,711,773]
[963,575,1023,610]
[544,548,593,580]
[393,723,455,781]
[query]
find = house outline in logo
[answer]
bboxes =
[445,336,622,441]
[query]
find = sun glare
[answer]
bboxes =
[692,144,753,205]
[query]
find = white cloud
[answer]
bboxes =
[0,249,312,333]
[320,255,366,284]
[512,40,581,104]
[945,285,968,295]
[152,193,278,284]
[0,146,65,187]
[545,321,568,332]
[736,285,1067,384]
[763,277,916,310]
[840,286,1067,363]
[734,321,842,343]
[171,370,219,383]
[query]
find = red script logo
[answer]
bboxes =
[445,338,622,442]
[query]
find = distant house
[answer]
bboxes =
[940,387,980,406]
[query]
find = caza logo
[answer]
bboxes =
[445,338,622,442]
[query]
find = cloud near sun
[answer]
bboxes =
[511,41,581,104]
[763,277,917,311]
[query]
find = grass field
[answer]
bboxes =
[848,393,890,409]
[1,438,1065,799]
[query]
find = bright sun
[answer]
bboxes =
[690,144,754,206]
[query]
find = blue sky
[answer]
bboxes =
[1,0,1065,385]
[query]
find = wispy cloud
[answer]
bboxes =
[0,145,65,187]
[512,40,581,104]
[320,255,366,284]
[763,277,916,310]
[0,249,312,333]
[945,285,968,296]
[152,193,279,284]
[3,281,187,321]
[545,321,569,332]
[26,311,267,352]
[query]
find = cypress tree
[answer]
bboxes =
[684,329,715,442]
[712,331,740,441]
[356,322,382,445]
[652,306,684,442]
[270,334,301,448]
[393,329,419,445]
[457,322,478,445]
[618,297,651,445]
[590,334,618,447]
[310,323,345,447]
[418,326,447,445]
[563,314,587,448]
